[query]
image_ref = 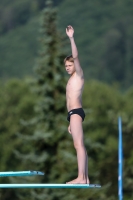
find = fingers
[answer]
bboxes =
[67,26,71,31]
[68,125,72,134]
[66,25,73,31]
[66,28,68,33]
[66,25,74,38]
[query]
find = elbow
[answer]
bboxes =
[73,54,78,59]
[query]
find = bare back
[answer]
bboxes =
[66,73,84,111]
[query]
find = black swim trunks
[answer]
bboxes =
[67,108,85,122]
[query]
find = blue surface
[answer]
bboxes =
[0,183,101,188]
[118,117,123,200]
[0,171,44,177]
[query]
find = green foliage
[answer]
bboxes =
[1,0,133,88]
[0,0,133,199]
[0,0,45,34]
[0,81,133,199]
[12,1,68,199]
[0,78,36,170]
[58,0,133,88]
[0,17,40,78]
[0,78,37,199]
[0,0,50,79]
[0,0,62,35]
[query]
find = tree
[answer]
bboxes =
[15,1,67,199]
[0,78,37,200]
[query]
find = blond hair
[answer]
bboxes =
[64,55,74,64]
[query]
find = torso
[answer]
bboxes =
[66,73,84,112]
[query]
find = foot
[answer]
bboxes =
[87,178,90,184]
[66,177,87,184]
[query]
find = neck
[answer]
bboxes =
[70,71,76,77]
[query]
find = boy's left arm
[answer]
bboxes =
[66,26,83,77]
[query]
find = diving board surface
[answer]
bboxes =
[0,183,101,189]
[0,171,44,177]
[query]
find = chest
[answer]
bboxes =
[66,76,84,91]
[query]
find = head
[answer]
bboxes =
[64,55,75,75]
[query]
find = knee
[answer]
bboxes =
[73,141,84,150]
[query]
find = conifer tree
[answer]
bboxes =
[29,0,68,180]
[15,0,68,199]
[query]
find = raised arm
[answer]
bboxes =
[66,25,83,77]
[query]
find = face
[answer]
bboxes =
[65,61,75,75]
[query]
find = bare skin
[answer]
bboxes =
[65,25,90,184]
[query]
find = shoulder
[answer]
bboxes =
[75,69,84,80]
[74,73,84,85]
[74,57,84,77]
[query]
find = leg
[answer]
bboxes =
[85,150,89,184]
[66,114,89,184]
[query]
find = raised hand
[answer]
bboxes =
[66,25,74,38]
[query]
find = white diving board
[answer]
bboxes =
[0,183,101,189]
[0,171,44,177]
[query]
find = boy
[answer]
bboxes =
[65,25,89,184]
